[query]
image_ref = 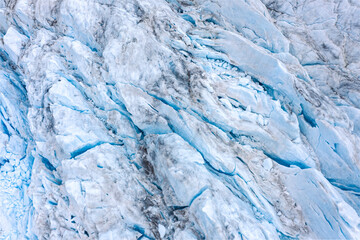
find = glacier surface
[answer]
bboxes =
[0,0,360,239]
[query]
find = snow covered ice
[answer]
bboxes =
[0,0,360,239]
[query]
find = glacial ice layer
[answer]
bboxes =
[1,0,360,239]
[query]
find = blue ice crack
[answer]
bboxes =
[188,186,208,206]
[40,154,56,172]
[70,141,124,159]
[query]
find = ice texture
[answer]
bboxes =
[0,0,360,239]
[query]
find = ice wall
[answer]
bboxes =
[0,0,359,239]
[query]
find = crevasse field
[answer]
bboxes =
[1,0,360,239]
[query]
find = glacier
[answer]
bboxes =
[0,0,360,239]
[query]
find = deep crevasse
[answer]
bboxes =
[0,0,360,239]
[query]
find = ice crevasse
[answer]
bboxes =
[0,0,360,239]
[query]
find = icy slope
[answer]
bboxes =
[0,0,360,239]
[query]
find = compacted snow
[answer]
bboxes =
[0,0,360,239]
